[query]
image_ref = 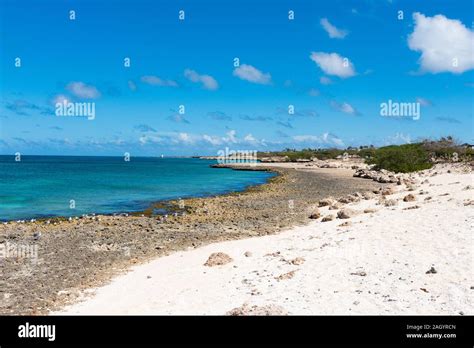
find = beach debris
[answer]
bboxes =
[381,187,396,196]
[350,271,367,277]
[250,288,261,295]
[321,214,335,222]
[425,266,437,274]
[318,197,335,207]
[338,221,352,227]
[244,251,253,257]
[338,194,360,204]
[420,288,429,293]
[259,156,289,163]
[337,208,358,219]
[32,232,41,241]
[362,191,376,200]
[462,185,473,190]
[289,257,305,265]
[265,251,281,257]
[403,205,420,210]
[308,208,321,219]
[353,169,399,183]
[275,270,297,281]
[363,208,377,214]
[403,194,416,202]
[383,199,398,207]
[463,199,474,206]
[226,303,288,316]
[204,252,233,267]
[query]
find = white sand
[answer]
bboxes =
[55,166,473,315]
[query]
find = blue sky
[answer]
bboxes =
[0,0,473,156]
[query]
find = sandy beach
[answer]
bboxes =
[0,161,383,314]
[53,163,473,315]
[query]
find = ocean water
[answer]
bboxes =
[0,156,273,221]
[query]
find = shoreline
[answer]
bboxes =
[1,161,385,315]
[140,165,280,218]
[0,162,277,223]
[56,163,474,315]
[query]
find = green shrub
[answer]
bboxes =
[368,143,432,173]
[358,148,376,160]
[258,137,470,171]
[259,148,348,161]
[421,137,474,162]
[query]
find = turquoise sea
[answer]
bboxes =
[0,156,273,221]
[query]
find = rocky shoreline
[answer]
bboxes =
[56,162,473,315]
[0,163,384,315]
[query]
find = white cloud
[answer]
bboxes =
[223,130,238,143]
[320,76,332,85]
[66,82,100,99]
[53,94,70,104]
[141,75,178,87]
[416,97,432,106]
[408,12,474,74]
[310,52,356,78]
[243,134,257,144]
[203,135,222,146]
[184,69,219,90]
[384,133,412,145]
[320,18,348,39]
[330,100,358,115]
[139,134,163,145]
[177,132,193,144]
[233,64,272,84]
[321,132,344,147]
[308,88,320,96]
[139,130,267,148]
[168,113,190,124]
[203,131,265,147]
[293,135,320,142]
[293,132,344,147]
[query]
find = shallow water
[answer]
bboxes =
[0,156,273,221]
